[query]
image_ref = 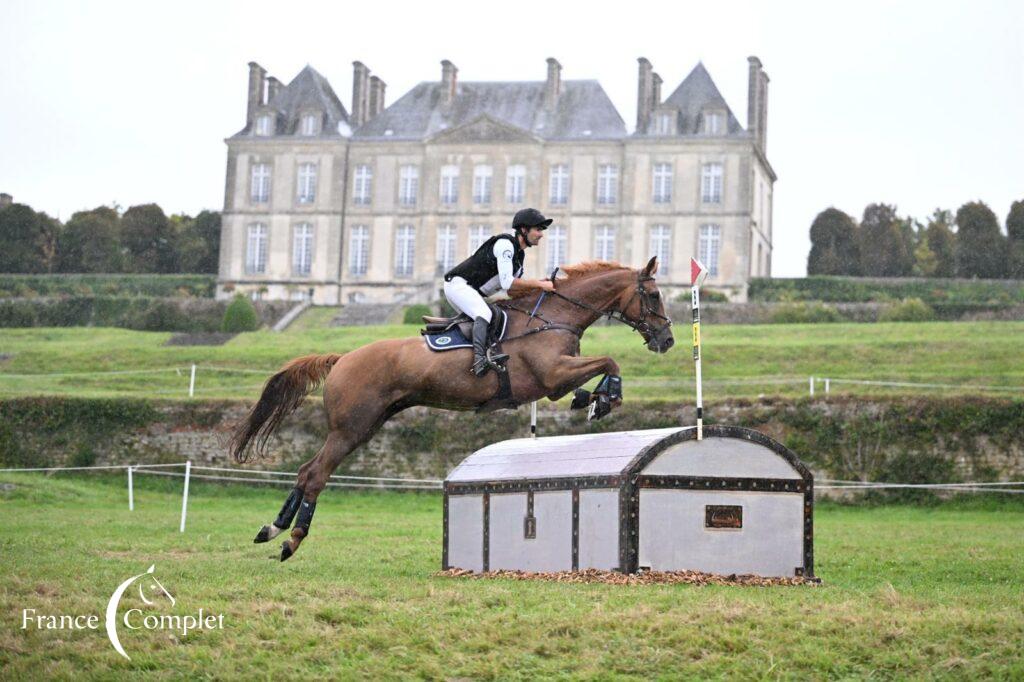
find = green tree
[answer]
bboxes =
[175,210,221,273]
[1006,200,1024,279]
[58,206,122,273]
[858,204,913,277]
[955,201,1006,278]
[924,209,956,278]
[0,203,59,273]
[807,208,860,275]
[121,203,177,273]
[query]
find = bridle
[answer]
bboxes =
[504,270,673,344]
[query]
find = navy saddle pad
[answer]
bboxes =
[424,309,508,352]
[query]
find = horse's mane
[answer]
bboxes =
[557,260,630,279]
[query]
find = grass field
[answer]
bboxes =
[0,320,1022,401]
[1,474,1022,679]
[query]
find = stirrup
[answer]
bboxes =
[486,347,509,367]
[471,356,493,377]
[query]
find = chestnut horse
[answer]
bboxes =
[231,257,673,561]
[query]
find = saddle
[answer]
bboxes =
[420,306,508,352]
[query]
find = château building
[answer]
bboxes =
[218,57,774,303]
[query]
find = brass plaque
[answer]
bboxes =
[524,516,536,539]
[705,505,743,529]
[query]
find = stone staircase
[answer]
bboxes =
[330,303,406,326]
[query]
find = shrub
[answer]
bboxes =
[879,298,935,322]
[403,304,433,324]
[770,303,843,324]
[221,295,260,332]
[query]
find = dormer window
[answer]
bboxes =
[654,111,675,135]
[300,113,320,136]
[255,114,273,136]
[704,111,724,135]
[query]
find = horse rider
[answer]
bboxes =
[443,207,556,376]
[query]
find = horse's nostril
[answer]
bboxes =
[663,337,674,350]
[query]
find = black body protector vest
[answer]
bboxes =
[444,234,525,293]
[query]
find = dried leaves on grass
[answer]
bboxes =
[437,568,822,587]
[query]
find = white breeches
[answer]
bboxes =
[443,277,492,322]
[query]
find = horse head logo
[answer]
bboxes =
[105,564,174,660]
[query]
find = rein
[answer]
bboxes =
[501,271,673,344]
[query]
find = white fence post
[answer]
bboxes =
[824,378,830,395]
[809,376,815,397]
[188,364,196,398]
[127,466,134,511]
[179,461,191,533]
[530,401,537,438]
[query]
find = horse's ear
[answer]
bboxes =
[643,256,659,276]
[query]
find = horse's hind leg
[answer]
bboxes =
[253,457,320,544]
[278,428,364,561]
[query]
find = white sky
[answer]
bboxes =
[1,0,1021,276]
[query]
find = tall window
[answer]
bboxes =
[699,224,721,276]
[468,224,490,254]
[596,164,618,205]
[652,163,672,204]
[655,112,674,135]
[395,225,416,278]
[701,163,723,204]
[292,223,314,276]
[255,114,272,136]
[705,112,722,135]
[473,165,492,204]
[649,225,671,272]
[549,164,569,205]
[300,113,319,136]
[297,163,317,204]
[594,225,616,261]
[250,163,271,204]
[440,165,459,205]
[353,165,373,205]
[546,225,567,271]
[245,223,268,274]
[506,164,526,204]
[436,224,457,272]
[399,165,419,206]
[349,225,369,276]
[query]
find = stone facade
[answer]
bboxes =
[218,57,775,304]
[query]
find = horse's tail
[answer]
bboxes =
[230,353,343,463]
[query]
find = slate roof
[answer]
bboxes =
[234,65,350,138]
[354,80,626,141]
[657,62,745,136]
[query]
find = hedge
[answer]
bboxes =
[0,296,292,332]
[748,276,1024,305]
[0,274,216,298]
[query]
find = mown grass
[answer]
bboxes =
[0,320,1022,401]
[0,474,1021,679]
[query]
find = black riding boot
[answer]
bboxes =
[471,316,492,376]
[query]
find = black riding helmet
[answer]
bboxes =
[512,207,552,247]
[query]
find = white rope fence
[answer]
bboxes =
[2,365,1021,399]
[0,461,443,533]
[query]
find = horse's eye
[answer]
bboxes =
[650,291,660,300]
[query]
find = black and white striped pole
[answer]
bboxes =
[690,258,709,440]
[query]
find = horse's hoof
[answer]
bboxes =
[570,389,591,410]
[254,525,272,544]
[280,541,294,562]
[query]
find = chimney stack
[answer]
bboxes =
[636,58,654,134]
[351,61,370,127]
[441,60,458,105]
[246,62,267,127]
[545,57,562,108]
[369,76,387,119]
[266,76,282,105]
[0,193,12,209]
[652,72,662,108]
[747,56,769,152]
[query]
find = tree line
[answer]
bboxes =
[808,200,1024,279]
[0,201,220,274]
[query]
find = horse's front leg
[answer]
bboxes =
[542,355,621,403]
